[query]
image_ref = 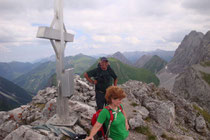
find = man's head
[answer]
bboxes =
[100,57,109,70]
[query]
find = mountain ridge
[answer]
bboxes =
[0,76,32,111]
[142,55,167,73]
[158,30,210,113]
[109,51,132,66]
[14,54,96,94]
[0,61,41,81]
[134,55,153,68]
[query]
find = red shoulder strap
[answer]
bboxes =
[119,105,125,115]
[105,106,114,122]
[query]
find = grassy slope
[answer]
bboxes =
[14,61,56,94]
[14,54,96,94]
[143,55,167,73]
[0,76,32,111]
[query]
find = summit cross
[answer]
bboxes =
[36,0,74,124]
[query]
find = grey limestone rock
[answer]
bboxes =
[195,115,207,134]
[4,125,49,140]
[1,75,210,139]
[0,120,19,138]
[129,113,146,129]
[136,106,149,119]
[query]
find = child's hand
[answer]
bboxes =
[126,121,130,130]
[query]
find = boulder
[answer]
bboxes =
[136,106,149,119]
[129,113,146,129]
[4,125,49,140]
[143,99,175,130]
[195,115,207,133]
[0,120,19,138]
[69,100,95,120]
[42,99,56,119]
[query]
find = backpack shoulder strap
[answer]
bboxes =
[105,106,114,122]
[119,104,125,116]
[104,106,114,139]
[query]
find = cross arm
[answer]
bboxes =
[37,26,74,42]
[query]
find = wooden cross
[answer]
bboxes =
[36,0,74,124]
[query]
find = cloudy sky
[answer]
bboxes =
[0,0,210,62]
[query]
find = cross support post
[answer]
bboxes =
[36,0,74,125]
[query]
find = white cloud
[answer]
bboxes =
[0,0,209,62]
[92,35,122,43]
[125,37,140,45]
[92,35,106,43]
[0,46,11,53]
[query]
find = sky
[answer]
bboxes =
[0,0,210,62]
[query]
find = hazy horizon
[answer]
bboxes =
[0,49,175,63]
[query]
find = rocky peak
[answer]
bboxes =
[200,31,210,61]
[167,30,204,73]
[158,30,210,116]
[110,51,131,65]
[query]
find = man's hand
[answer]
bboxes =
[114,78,118,86]
[84,73,97,85]
[93,80,97,85]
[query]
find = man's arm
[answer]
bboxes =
[84,72,97,84]
[114,78,118,86]
[108,66,117,86]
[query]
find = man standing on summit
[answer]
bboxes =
[84,57,118,110]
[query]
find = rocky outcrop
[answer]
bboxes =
[167,31,204,74]
[120,81,209,139]
[158,30,210,85]
[172,63,210,113]
[195,115,207,134]
[158,30,210,114]
[0,77,209,139]
[4,125,49,140]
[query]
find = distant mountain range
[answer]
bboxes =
[0,49,173,98]
[32,55,55,63]
[108,51,132,66]
[13,54,96,94]
[0,76,32,111]
[83,57,159,86]
[13,61,56,95]
[0,61,41,81]
[109,52,167,74]
[123,49,175,63]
